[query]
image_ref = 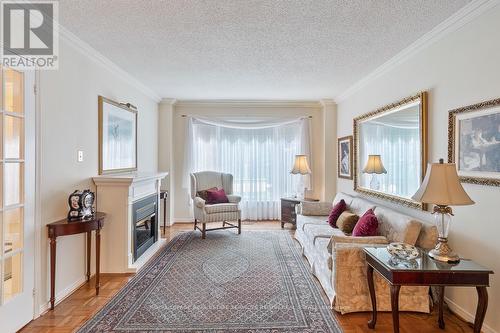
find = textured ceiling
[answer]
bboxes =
[58,0,470,100]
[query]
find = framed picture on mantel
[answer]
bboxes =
[448,97,500,187]
[98,96,137,175]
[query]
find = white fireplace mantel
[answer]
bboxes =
[93,171,168,273]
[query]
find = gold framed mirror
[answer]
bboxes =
[353,92,428,209]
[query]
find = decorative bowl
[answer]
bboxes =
[387,242,420,260]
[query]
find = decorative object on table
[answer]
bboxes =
[98,96,138,175]
[67,190,95,221]
[337,136,353,179]
[387,242,420,260]
[387,256,419,269]
[362,155,387,190]
[412,159,475,262]
[290,154,312,199]
[354,92,428,210]
[47,212,106,310]
[448,97,500,187]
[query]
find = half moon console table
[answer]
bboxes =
[46,212,106,310]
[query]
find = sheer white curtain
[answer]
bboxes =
[185,116,311,220]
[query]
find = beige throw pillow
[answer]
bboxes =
[336,211,359,235]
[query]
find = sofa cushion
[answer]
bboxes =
[304,224,344,245]
[204,203,239,214]
[374,206,422,245]
[301,201,332,216]
[416,222,438,249]
[349,197,376,216]
[352,209,379,236]
[336,211,359,234]
[296,214,327,232]
[328,199,346,228]
[333,192,354,206]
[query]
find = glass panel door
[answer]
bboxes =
[0,66,35,332]
[1,67,25,303]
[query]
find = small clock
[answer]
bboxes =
[68,189,95,221]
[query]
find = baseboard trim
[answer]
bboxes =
[173,218,194,223]
[38,276,87,315]
[445,296,497,333]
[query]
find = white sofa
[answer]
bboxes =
[294,192,438,314]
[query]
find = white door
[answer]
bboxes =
[0,67,36,333]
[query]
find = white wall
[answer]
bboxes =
[38,38,159,310]
[336,6,500,332]
[158,101,336,221]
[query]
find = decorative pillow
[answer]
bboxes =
[328,199,346,228]
[352,209,379,237]
[206,188,229,204]
[197,187,217,201]
[336,211,359,234]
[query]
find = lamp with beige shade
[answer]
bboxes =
[290,155,311,199]
[362,154,387,190]
[412,159,475,262]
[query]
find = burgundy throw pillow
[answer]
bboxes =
[352,209,379,237]
[328,199,346,228]
[197,187,217,201]
[206,188,229,204]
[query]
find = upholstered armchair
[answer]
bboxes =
[190,171,242,239]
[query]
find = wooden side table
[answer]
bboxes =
[47,212,106,310]
[280,197,319,229]
[364,247,493,333]
[160,190,168,234]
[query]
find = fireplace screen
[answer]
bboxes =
[133,194,158,261]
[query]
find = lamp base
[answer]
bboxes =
[428,238,460,263]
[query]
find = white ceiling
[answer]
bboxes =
[59,0,470,100]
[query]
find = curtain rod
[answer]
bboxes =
[181,114,312,118]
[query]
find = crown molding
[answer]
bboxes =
[174,99,323,109]
[58,23,161,102]
[335,0,500,103]
[160,98,177,105]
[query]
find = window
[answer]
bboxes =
[190,118,309,220]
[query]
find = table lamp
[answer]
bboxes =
[412,159,474,262]
[291,155,311,199]
[362,155,387,190]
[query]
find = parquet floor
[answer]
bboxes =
[20,222,474,333]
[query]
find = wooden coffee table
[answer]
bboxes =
[364,247,493,333]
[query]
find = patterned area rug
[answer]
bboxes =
[78,230,342,332]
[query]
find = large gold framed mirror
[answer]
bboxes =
[353,92,428,209]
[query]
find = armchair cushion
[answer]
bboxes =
[206,188,229,204]
[204,203,239,214]
[197,187,217,201]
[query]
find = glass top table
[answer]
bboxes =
[364,247,493,273]
[363,246,493,333]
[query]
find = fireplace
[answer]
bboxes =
[133,194,158,261]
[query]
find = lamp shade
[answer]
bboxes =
[362,155,387,174]
[291,155,311,175]
[411,159,474,206]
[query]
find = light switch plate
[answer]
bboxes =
[77,150,84,162]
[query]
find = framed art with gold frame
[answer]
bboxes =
[448,98,500,187]
[338,135,353,180]
[353,92,428,210]
[98,96,138,175]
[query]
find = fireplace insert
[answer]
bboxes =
[133,194,158,261]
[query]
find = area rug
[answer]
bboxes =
[77,230,342,332]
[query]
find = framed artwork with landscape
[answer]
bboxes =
[448,98,500,186]
[338,136,353,179]
[98,96,138,174]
